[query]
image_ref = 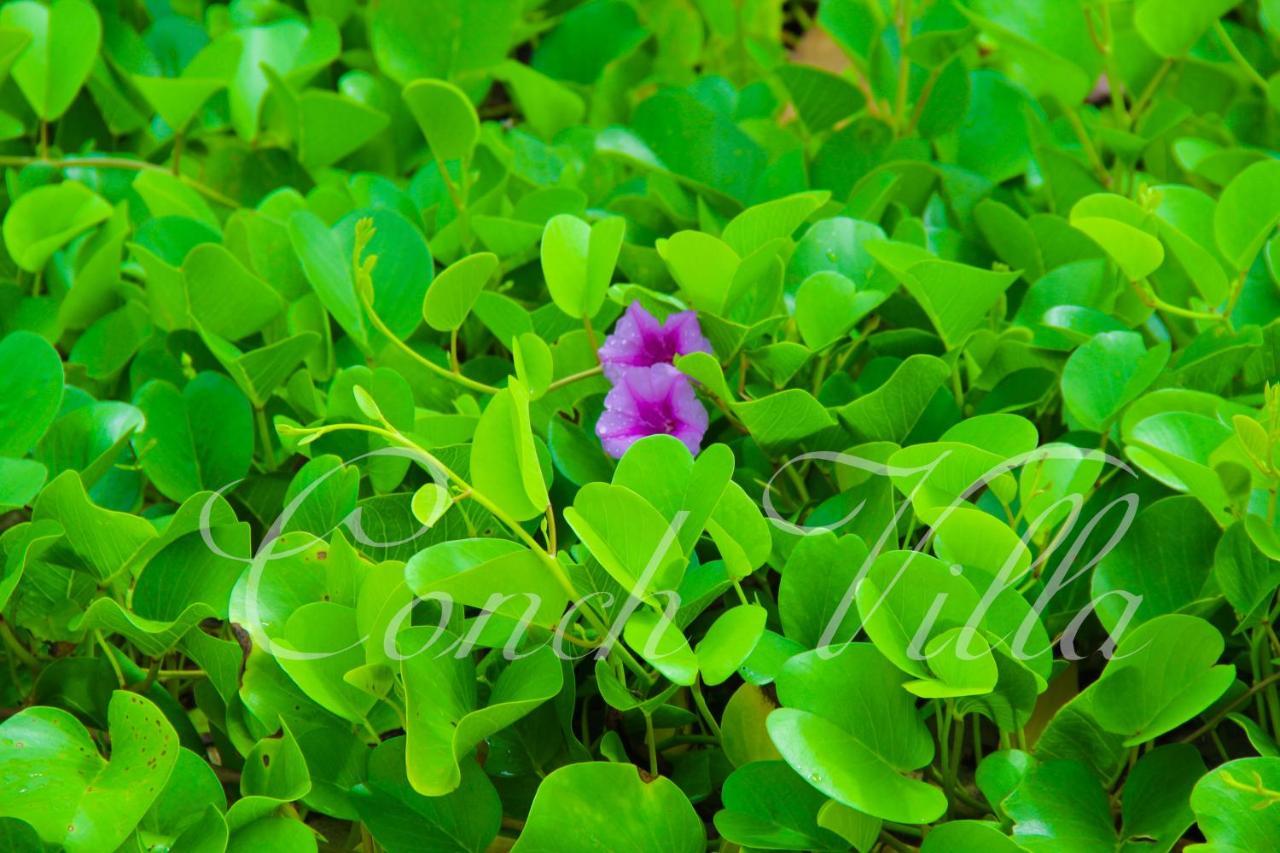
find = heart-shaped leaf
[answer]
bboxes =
[0,691,178,853]
[767,644,947,824]
[512,762,705,852]
[400,630,562,796]
[3,182,111,272]
[0,0,101,121]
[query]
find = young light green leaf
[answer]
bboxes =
[0,0,101,121]
[540,214,625,319]
[403,78,479,165]
[3,182,111,272]
[423,252,498,331]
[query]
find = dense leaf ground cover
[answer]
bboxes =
[1,0,1280,850]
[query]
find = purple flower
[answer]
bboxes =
[595,363,709,459]
[598,302,713,383]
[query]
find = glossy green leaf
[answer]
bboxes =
[0,691,178,853]
[424,252,498,332]
[400,630,562,796]
[768,645,946,824]
[0,0,100,121]
[1088,614,1235,746]
[403,78,479,165]
[3,182,111,272]
[1061,331,1169,432]
[132,374,253,503]
[0,331,64,458]
[1215,158,1280,271]
[470,380,548,521]
[513,762,705,852]
[1190,757,1280,850]
[540,214,625,320]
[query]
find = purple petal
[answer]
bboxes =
[594,364,709,459]
[664,311,714,359]
[598,302,714,382]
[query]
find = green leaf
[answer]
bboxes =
[548,416,614,487]
[470,380,548,522]
[1215,158,1280,271]
[733,389,836,451]
[295,89,391,170]
[1215,520,1280,624]
[1134,0,1242,57]
[714,761,850,851]
[74,598,218,658]
[1120,745,1205,852]
[768,644,946,824]
[929,505,1033,584]
[835,354,950,442]
[0,330,64,457]
[707,479,771,580]
[855,551,978,680]
[564,482,686,599]
[200,328,319,409]
[370,0,518,89]
[777,64,863,135]
[1070,194,1165,281]
[406,539,568,627]
[658,231,740,315]
[290,210,368,348]
[1092,496,1220,633]
[1032,693,1127,785]
[3,182,111,272]
[410,482,451,529]
[0,28,32,86]
[1190,757,1280,850]
[352,738,500,853]
[226,19,339,141]
[513,332,553,399]
[696,604,767,686]
[147,781,227,853]
[131,36,240,132]
[513,762,706,852]
[0,458,46,511]
[612,435,732,555]
[282,455,359,538]
[400,630,562,796]
[1151,184,1231,306]
[1061,331,1169,432]
[132,374,254,503]
[795,271,859,350]
[540,214,625,319]
[424,252,498,332]
[780,531,866,649]
[274,602,378,725]
[0,691,178,853]
[624,608,698,686]
[721,684,784,768]
[1088,614,1235,746]
[674,350,735,403]
[242,721,311,801]
[960,0,1100,103]
[492,60,585,140]
[920,820,1023,852]
[867,244,1019,348]
[1005,760,1115,852]
[336,208,434,340]
[403,78,479,165]
[32,470,155,581]
[0,0,100,121]
[182,243,285,341]
[722,191,830,258]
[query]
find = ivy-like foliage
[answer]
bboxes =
[1,1,1280,851]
